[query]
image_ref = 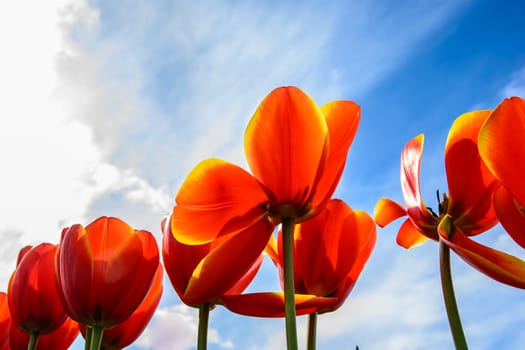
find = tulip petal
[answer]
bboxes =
[373,197,407,227]
[438,215,525,289]
[400,134,438,237]
[312,101,360,209]
[493,185,525,248]
[444,110,498,234]
[172,158,267,245]
[183,217,274,305]
[220,292,337,317]
[397,218,429,248]
[244,86,328,210]
[479,97,525,206]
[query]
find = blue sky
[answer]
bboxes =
[1,0,524,349]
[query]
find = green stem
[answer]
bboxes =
[307,312,317,350]
[27,331,38,350]
[84,326,92,350]
[89,325,104,350]
[197,303,210,350]
[439,239,468,350]
[282,216,298,350]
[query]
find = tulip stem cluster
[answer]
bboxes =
[439,240,468,350]
[307,312,317,350]
[282,216,299,350]
[198,303,210,350]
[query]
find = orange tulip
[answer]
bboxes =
[374,110,525,288]
[162,214,264,306]
[8,243,68,335]
[479,96,525,248]
[79,264,163,350]
[0,292,9,350]
[55,216,159,329]
[170,86,360,266]
[9,316,79,350]
[221,199,376,316]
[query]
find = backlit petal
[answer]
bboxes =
[445,110,498,234]
[311,101,360,209]
[373,197,407,227]
[397,218,429,248]
[438,215,525,289]
[479,97,525,206]
[493,185,525,248]
[220,292,337,317]
[244,86,328,210]
[400,134,438,237]
[172,158,267,244]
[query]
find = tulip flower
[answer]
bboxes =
[0,292,9,350]
[171,86,361,349]
[8,243,69,350]
[79,264,163,350]
[162,214,263,350]
[222,199,376,349]
[10,316,79,350]
[374,109,525,348]
[479,96,525,248]
[56,216,159,350]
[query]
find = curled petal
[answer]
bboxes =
[479,97,525,206]
[220,292,337,317]
[311,101,361,209]
[172,158,267,244]
[373,198,407,227]
[244,86,328,210]
[400,134,438,238]
[438,215,525,289]
[445,110,498,234]
[493,185,525,248]
[396,218,430,248]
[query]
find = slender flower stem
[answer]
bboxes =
[84,326,92,350]
[282,216,298,350]
[89,325,104,350]
[307,312,317,350]
[197,303,210,350]
[27,331,38,350]
[439,239,468,350]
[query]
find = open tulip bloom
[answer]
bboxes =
[374,109,525,348]
[169,86,361,349]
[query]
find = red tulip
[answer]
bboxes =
[162,215,264,306]
[9,316,79,350]
[56,216,159,328]
[374,109,525,288]
[8,243,68,334]
[79,264,163,349]
[221,199,376,316]
[0,292,10,350]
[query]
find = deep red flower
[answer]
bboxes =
[375,110,525,288]
[0,292,10,350]
[221,199,376,316]
[79,264,163,349]
[162,214,264,306]
[8,243,68,334]
[9,316,79,350]
[56,216,159,328]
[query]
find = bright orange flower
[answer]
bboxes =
[374,110,525,288]
[170,86,360,248]
[79,264,163,350]
[479,96,525,248]
[55,216,159,328]
[221,199,376,316]
[8,243,68,335]
[9,316,79,350]
[0,292,10,350]
[162,214,265,306]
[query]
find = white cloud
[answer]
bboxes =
[501,66,525,97]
